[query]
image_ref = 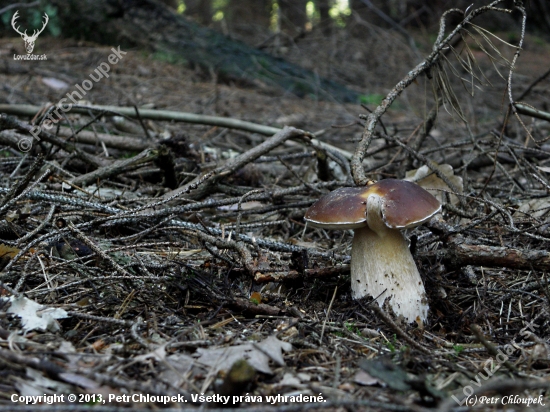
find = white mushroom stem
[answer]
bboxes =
[350,198,429,323]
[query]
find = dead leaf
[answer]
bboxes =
[353,370,381,386]
[358,358,411,391]
[42,77,69,90]
[405,164,463,205]
[275,373,303,388]
[158,353,198,387]
[513,197,550,219]
[195,335,292,375]
[15,368,73,396]
[135,343,168,362]
[57,340,76,354]
[358,358,446,399]
[4,295,69,333]
[527,343,550,360]
[0,243,21,258]
[250,291,262,304]
[59,373,100,389]
[256,335,291,366]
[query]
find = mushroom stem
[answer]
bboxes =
[350,225,429,323]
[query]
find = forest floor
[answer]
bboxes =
[1,18,550,412]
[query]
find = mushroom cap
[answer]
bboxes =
[304,179,441,230]
[304,186,371,229]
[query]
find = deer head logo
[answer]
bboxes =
[11,10,49,54]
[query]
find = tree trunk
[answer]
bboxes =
[348,0,369,36]
[226,0,272,39]
[315,0,332,36]
[47,0,358,102]
[349,0,370,23]
[184,0,212,25]
[278,0,307,37]
[529,0,550,34]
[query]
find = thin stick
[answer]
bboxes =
[470,324,518,373]
[320,286,338,344]
[369,304,430,354]
[66,222,133,277]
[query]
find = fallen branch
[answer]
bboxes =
[157,126,310,201]
[0,104,354,161]
[0,114,107,168]
[254,265,350,282]
[69,147,159,187]
[56,126,150,151]
[231,298,280,316]
[0,129,29,151]
[257,234,550,282]
[514,103,550,123]
[425,234,550,271]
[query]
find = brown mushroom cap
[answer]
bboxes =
[369,179,441,229]
[304,179,440,230]
[304,187,371,229]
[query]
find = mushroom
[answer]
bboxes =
[304,179,441,323]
